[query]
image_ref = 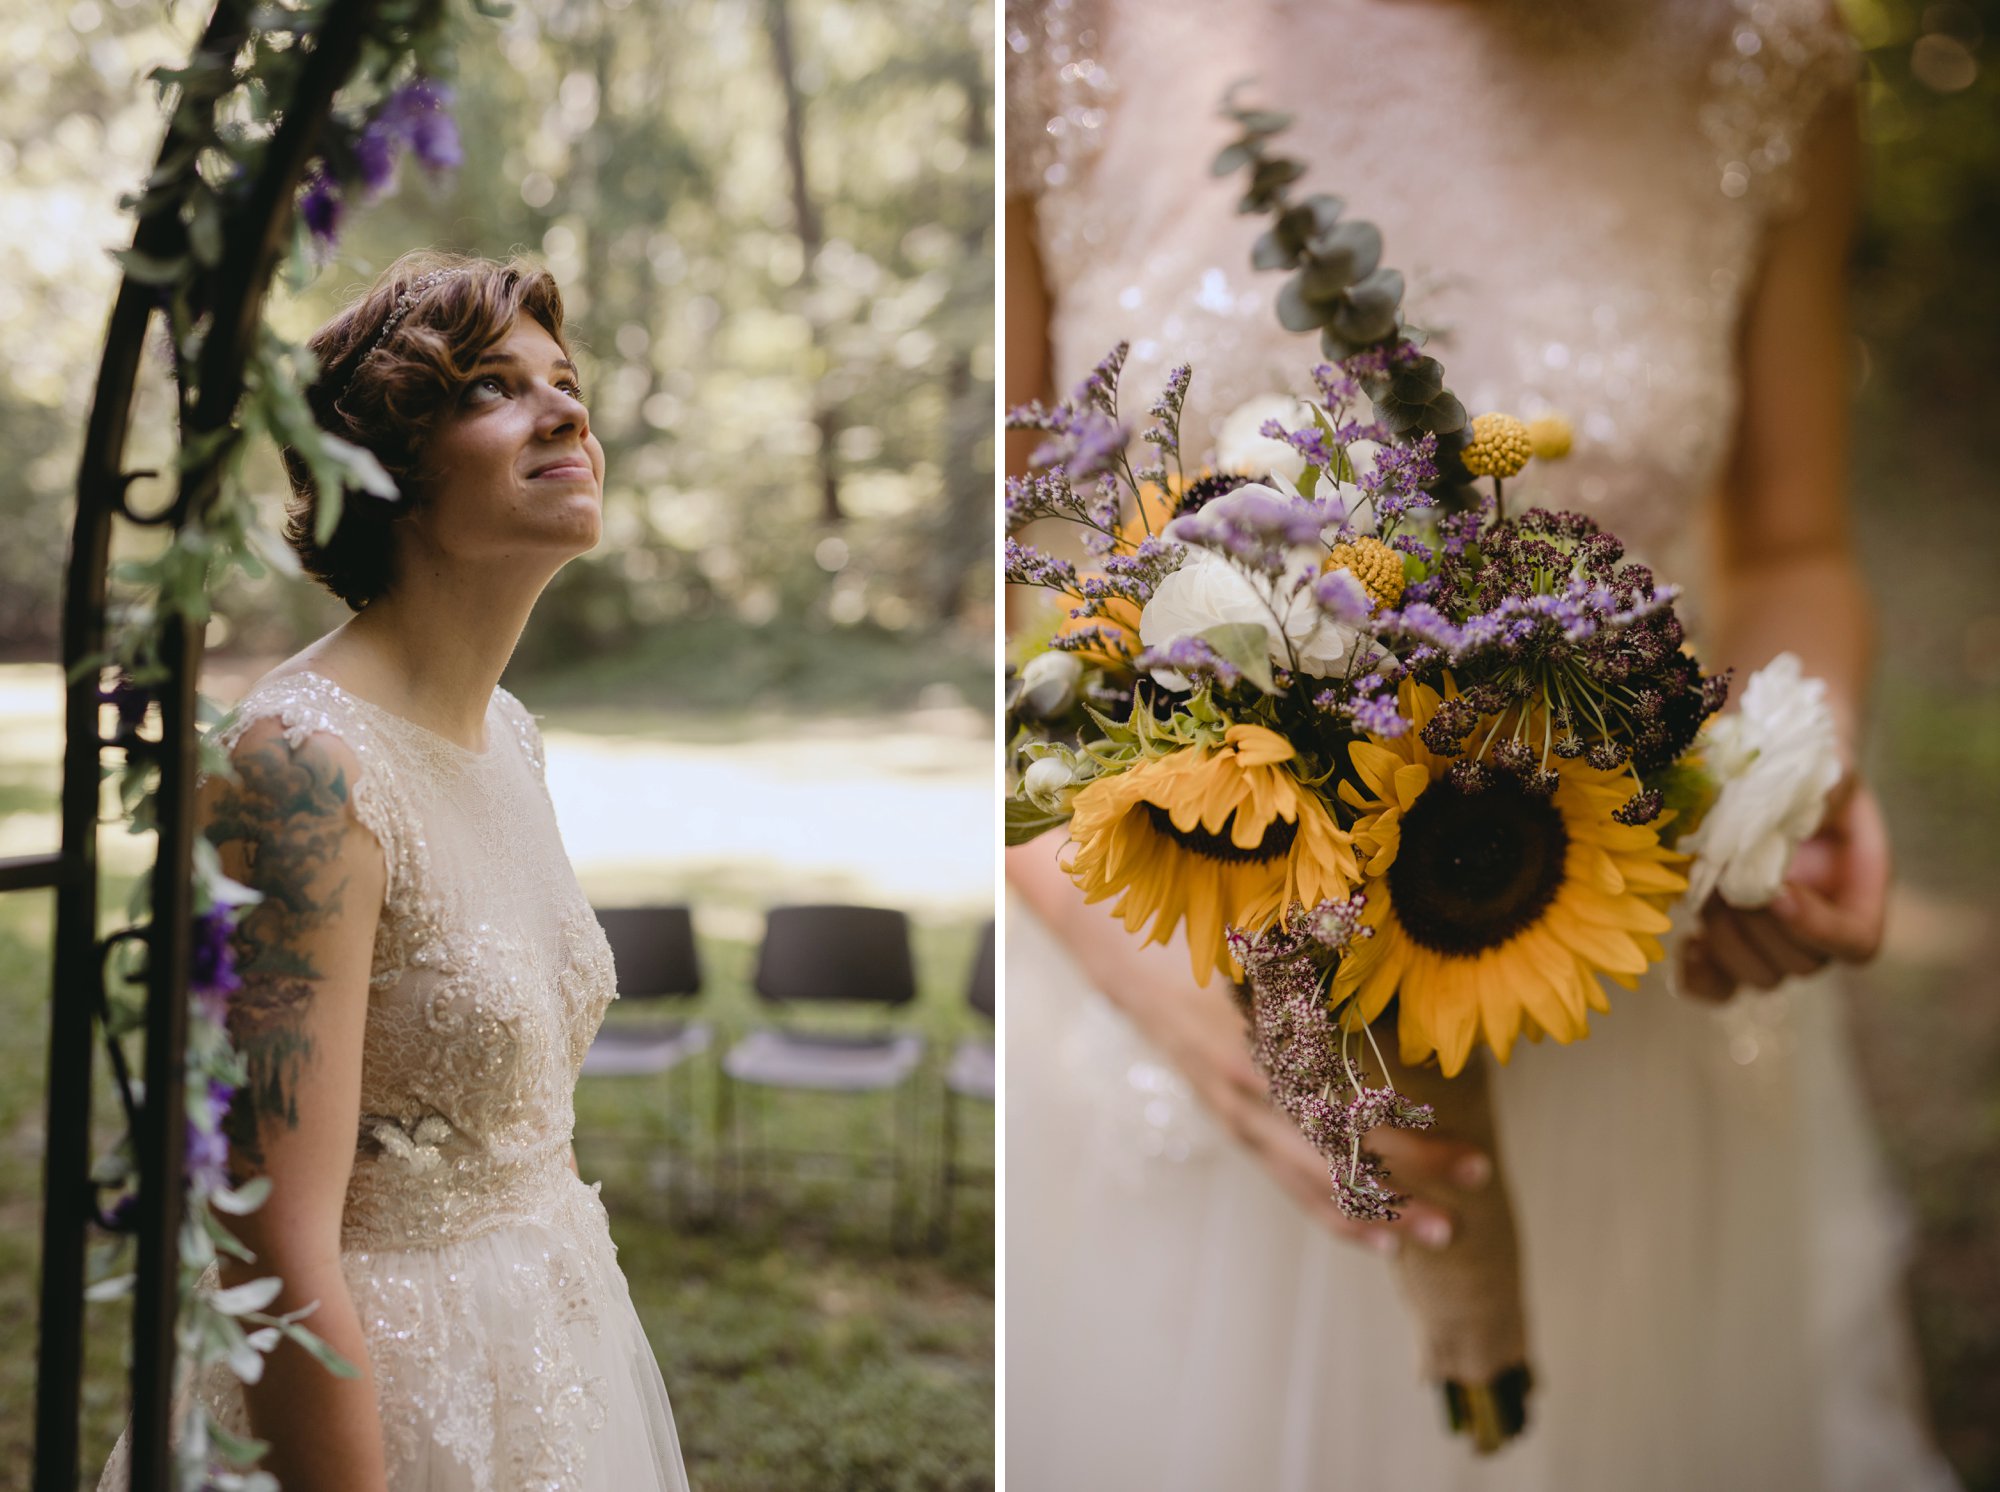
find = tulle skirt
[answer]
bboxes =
[1004,895,1959,1492]
[99,1171,688,1492]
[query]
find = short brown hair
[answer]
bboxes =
[283,250,571,609]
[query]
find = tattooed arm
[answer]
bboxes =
[203,718,390,1492]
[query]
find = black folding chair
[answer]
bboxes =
[579,906,712,1200]
[718,905,924,1239]
[934,918,995,1248]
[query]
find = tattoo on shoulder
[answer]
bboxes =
[204,734,359,1171]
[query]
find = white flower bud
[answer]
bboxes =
[1023,756,1078,812]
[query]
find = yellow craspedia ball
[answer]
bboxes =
[1324,536,1405,609]
[1527,413,1574,461]
[1461,413,1533,479]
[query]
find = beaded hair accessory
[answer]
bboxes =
[319,265,467,404]
[358,266,466,364]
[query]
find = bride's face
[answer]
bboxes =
[405,314,604,575]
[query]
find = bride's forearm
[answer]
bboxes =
[1710,544,1874,754]
[229,1259,389,1492]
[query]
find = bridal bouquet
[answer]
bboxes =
[1005,98,1842,1450]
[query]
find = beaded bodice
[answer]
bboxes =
[216,671,618,1252]
[1008,0,1853,613]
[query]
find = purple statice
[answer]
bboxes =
[298,77,462,250]
[1360,430,1439,523]
[1003,536,1080,594]
[1030,408,1129,484]
[1258,416,1333,469]
[1047,623,1135,661]
[1310,361,1363,413]
[185,1120,231,1195]
[1085,534,1184,612]
[300,170,344,245]
[1227,905,1433,1224]
[1164,484,1335,576]
[1310,566,1374,627]
[1133,634,1244,690]
[1141,363,1193,476]
[370,78,463,173]
[1343,672,1409,738]
[189,906,243,1028]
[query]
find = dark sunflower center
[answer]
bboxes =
[1144,803,1299,864]
[1388,777,1569,955]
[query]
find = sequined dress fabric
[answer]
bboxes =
[97,673,689,1492]
[1006,2,1959,1487]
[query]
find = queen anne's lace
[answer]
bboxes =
[102,671,634,1492]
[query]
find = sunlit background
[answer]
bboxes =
[0,1,995,1486]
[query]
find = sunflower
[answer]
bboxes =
[1333,679,1687,1076]
[1066,724,1358,984]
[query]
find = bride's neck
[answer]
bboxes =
[327,565,543,749]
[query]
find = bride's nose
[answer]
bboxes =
[536,384,589,441]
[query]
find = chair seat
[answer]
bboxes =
[723,1028,923,1091]
[581,1020,713,1077]
[944,1037,994,1102]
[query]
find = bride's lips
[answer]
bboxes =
[527,457,595,482]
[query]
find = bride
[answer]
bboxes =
[99,252,688,1490]
[1004,1,1958,1487]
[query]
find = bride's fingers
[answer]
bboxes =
[1369,1128,1492,1192]
[1680,936,1735,1002]
[1701,904,1786,990]
[1726,906,1827,980]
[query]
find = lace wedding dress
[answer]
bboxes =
[98,672,689,1491]
[1006,1,1959,1487]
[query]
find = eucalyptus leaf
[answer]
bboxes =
[211,1176,273,1215]
[210,1275,284,1316]
[280,1322,361,1378]
[1307,220,1382,286]
[1198,622,1279,695]
[1424,392,1468,434]
[313,485,346,548]
[226,1334,265,1384]
[1211,143,1253,177]
[86,1273,136,1303]
[1250,229,1294,272]
[1274,274,1322,334]
[186,192,224,269]
[321,434,400,498]
[112,247,187,286]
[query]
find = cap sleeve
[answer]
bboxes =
[493,685,548,785]
[211,675,414,910]
[1698,0,1860,221]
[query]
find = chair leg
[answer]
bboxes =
[716,1069,735,1221]
[933,1088,957,1253]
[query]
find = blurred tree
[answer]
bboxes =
[5,0,995,686]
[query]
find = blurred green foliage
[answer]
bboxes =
[1,0,993,701]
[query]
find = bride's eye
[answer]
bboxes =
[560,379,588,405]
[464,374,509,405]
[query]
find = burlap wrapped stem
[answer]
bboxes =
[1369,1017,1532,1451]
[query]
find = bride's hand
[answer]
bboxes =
[1144,977,1489,1255]
[1681,775,1891,1000]
[1007,839,1487,1255]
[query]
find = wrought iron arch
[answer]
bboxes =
[0,2,382,1486]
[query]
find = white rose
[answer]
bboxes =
[1016,650,1084,718]
[1681,652,1844,909]
[1138,546,1371,688]
[1215,395,1314,483]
